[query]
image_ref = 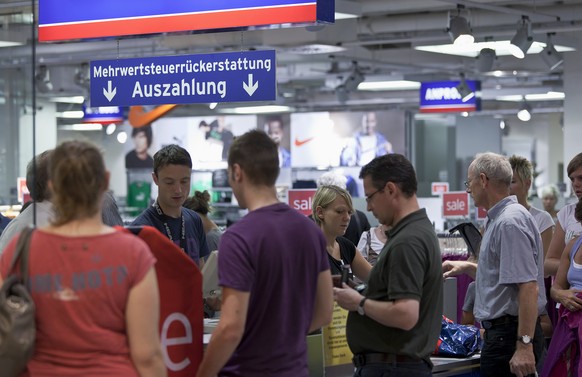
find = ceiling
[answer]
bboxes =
[1,0,580,119]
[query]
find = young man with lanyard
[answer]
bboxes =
[132,144,209,267]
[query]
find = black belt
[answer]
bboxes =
[353,352,424,367]
[481,315,518,330]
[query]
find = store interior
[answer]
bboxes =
[0,0,581,226]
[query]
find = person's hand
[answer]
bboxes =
[509,344,536,377]
[442,260,467,279]
[333,284,363,312]
[555,288,582,312]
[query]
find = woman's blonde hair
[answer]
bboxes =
[312,185,354,226]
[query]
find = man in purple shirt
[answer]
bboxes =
[196,130,333,377]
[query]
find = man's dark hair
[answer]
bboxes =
[228,130,279,186]
[26,149,53,202]
[153,144,192,176]
[359,154,417,198]
[265,115,283,128]
[131,125,153,148]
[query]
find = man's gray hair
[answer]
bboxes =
[471,152,513,187]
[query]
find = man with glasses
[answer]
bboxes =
[333,153,443,376]
[443,152,546,377]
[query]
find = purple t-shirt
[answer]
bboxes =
[218,203,329,377]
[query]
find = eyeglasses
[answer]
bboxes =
[365,188,384,203]
[464,179,472,189]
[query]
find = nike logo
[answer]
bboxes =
[128,105,178,128]
[294,137,314,147]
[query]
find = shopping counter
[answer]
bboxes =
[322,353,480,377]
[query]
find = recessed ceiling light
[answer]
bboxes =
[414,40,574,58]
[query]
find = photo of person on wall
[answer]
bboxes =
[340,111,393,167]
[125,125,154,169]
[264,115,291,167]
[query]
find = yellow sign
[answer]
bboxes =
[322,303,353,366]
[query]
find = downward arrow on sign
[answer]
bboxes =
[103,81,117,102]
[243,74,258,96]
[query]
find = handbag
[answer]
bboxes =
[0,226,36,377]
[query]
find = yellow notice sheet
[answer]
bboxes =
[322,303,353,366]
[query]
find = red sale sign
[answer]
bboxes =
[431,182,449,196]
[442,192,470,218]
[288,189,317,216]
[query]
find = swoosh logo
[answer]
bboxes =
[128,105,178,128]
[294,137,314,147]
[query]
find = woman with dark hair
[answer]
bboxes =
[545,153,582,277]
[0,140,166,377]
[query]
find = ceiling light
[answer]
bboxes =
[448,14,473,45]
[209,102,218,110]
[71,123,103,131]
[117,131,128,144]
[105,124,117,135]
[56,111,84,119]
[509,17,533,59]
[456,74,475,102]
[358,80,421,91]
[476,48,496,72]
[517,99,532,121]
[343,68,365,92]
[335,0,362,20]
[499,120,506,130]
[336,85,349,104]
[414,40,573,58]
[49,96,86,104]
[280,44,346,55]
[229,105,291,114]
[540,36,564,71]
[496,92,565,102]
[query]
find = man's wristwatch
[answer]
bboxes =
[518,335,532,345]
[357,297,367,316]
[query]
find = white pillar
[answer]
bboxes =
[563,39,582,192]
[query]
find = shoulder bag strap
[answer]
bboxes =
[8,226,34,284]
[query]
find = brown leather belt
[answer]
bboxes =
[353,352,424,367]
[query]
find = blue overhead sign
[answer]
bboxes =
[419,80,481,113]
[39,0,334,42]
[90,50,276,107]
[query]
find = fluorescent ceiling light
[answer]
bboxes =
[66,123,103,131]
[229,105,291,114]
[49,96,85,104]
[0,41,22,47]
[495,92,565,102]
[358,80,420,91]
[415,40,574,58]
[335,0,361,20]
[57,111,84,119]
[281,44,346,55]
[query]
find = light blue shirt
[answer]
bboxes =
[474,195,546,322]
